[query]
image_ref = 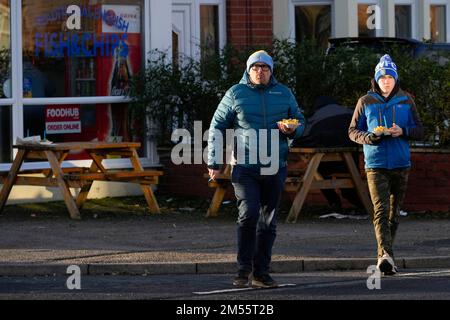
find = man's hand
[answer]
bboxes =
[389,123,403,137]
[208,169,220,181]
[277,122,297,135]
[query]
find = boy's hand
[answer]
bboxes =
[389,123,403,137]
[368,133,382,144]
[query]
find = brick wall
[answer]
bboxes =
[158,149,450,214]
[404,150,450,212]
[227,0,273,48]
[158,149,235,200]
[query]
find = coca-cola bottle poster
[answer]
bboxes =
[95,4,142,142]
[96,4,141,97]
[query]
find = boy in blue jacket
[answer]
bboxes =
[349,54,423,275]
[208,50,305,288]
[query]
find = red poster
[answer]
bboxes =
[95,4,142,142]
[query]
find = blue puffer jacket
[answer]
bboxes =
[349,88,424,169]
[208,72,305,171]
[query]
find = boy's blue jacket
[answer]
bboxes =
[208,72,305,170]
[349,88,424,169]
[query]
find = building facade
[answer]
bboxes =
[0,0,449,204]
[274,0,450,44]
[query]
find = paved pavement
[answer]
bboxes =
[0,212,449,276]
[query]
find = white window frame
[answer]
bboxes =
[172,0,226,61]
[289,0,335,42]
[357,0,382,37]
[429,0,450,43]
[394,0,417,39]
[6,0,154,165]
[172,2,194,60]
[197,0,226,50]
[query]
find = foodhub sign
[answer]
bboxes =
[45,106,82,134]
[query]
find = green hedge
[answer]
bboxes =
[129,39,450,147]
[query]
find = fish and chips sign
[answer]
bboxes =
[34,4,137,58]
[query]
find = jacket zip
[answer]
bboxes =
[260,89,268,167]
[260,89,267,129]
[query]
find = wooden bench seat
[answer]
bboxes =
[0,166,90,176]
[0,166,91,187]
[0,169,163,188]
[64,170,163,185]
[284,176,355,192]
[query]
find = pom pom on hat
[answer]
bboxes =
[246,50,273,73]
[375,54,398,82]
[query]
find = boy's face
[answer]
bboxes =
[377,75,396,96]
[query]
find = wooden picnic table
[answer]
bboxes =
[285,147,373,223]
[205,147,373,222]
[0,141,163,220]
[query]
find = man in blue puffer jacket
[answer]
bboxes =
[349,54,424,276]
[207,50,305,288]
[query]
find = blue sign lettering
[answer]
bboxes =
[34,32,129,58]
[33,5,133,58]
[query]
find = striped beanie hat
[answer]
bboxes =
[375,54,398,82]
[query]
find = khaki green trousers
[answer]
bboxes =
[366,168,410,258]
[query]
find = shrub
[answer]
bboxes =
[129,40,450,147]
[129,48,246,146]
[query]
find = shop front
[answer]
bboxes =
[0,0,164,202]
[0,0,228,203]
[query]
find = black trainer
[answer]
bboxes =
[251,274,278,288]
[232,271,250,288]
[377,253,395,274]
[383,265,398,276]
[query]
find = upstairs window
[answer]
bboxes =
[358,3,378,37]
[430,5,447,42]
[395,5,412,38]
[295,5,331,48]
[200,5,219,60]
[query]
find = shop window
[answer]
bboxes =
[430,5,447,42]
[395,5,412,38]
[23,103,135,158]
[0,0,11,162]
[0,0,11,99]
[0,105,12,162]
[358,3,377,37]
[22,0,145,98]
[295,5,331,48]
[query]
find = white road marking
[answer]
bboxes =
[193,270,450,295]
[193,283,297,295]
[396,269,450,277]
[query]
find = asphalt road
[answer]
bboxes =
[1,269,449,301]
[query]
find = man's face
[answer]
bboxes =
[249,63,272,85]
[377,75,396,96]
